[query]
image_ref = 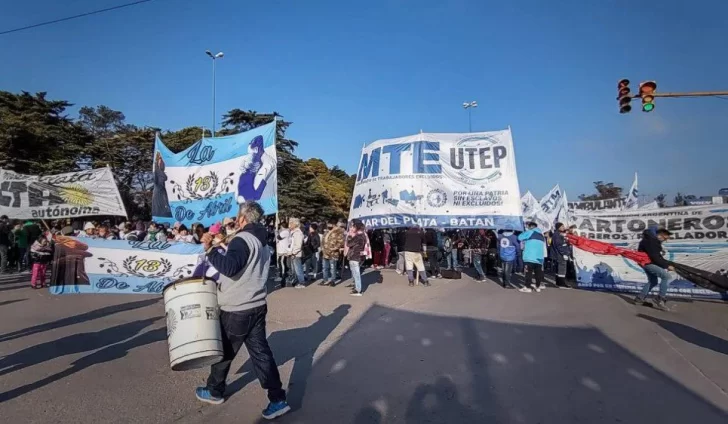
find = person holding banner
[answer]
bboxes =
[634,228,675,311]
[196,201,290,420]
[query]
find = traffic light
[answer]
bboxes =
[617,79,631,113]
[639,81,657,112]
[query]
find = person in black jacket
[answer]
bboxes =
[550,223,571,289]
[303,223,321,281]
[634,228,674,311]
[404,226,430,287]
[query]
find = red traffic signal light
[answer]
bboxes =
[639,81,657,112]
[617,79,632,113]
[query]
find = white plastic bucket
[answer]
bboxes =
[163,277,224,371]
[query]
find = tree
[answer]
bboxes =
[161,126,211,153]
[674,193,686,206]
[77,106,158,219]
[0,91,89,174]
[654,193,667,208]
[579,181,623,201]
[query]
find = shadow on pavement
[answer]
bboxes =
[0,298,161,343]
[252,304,727,423]
[0,325,166,403]
[0,299,27,307]
[638,313,728,356]
[227,305,351,410]
[0,317,162,379]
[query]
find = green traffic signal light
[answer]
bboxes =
[642,103,654,112]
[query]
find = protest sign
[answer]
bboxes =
[571,205,728,242]
[0,167,126,219]
[539,184,566,224]
[50,237,205,295]
[349,129,523,229]
[152,121,277,227]
[568,198,625,212]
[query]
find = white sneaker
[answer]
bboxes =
[535,286,542,293]
[519,287,533,293]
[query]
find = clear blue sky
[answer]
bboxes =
[2,0,727,202]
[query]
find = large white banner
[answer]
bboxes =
[0,167,126,220]
[349,129,523,229]
[572,205,728,299]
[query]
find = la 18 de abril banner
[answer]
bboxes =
[50,237,205,295]
[349,129,524,229]
[152,122,278,228]
[0,167,127,220]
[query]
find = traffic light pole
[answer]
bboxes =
[631,91,728,99]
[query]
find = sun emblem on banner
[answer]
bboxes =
[59,184,95,206]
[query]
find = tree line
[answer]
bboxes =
[0,91,355,221]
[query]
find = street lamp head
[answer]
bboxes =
[462,102,470,109]
[205,50,213,58]
[215,52,224,58]
[471,101,478,108]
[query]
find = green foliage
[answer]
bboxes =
[579,181,623,201]
[0,91,89,174]
[0,90,352,222]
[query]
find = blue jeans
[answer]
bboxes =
[473,254,485,279]
[322,257,338,283]
[640,264,674,298]
[292,257,305,285]
[349,260,363,293]
[305,252,320,278]
[451,249,459,268]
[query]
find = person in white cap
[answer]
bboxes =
[78,222,96,238]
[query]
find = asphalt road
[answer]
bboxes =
[1,269,727,423]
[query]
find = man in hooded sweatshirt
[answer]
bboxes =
[196,201,290,420]
[635,227,674,311]
[518,222,546,293]
[498,226,521,288]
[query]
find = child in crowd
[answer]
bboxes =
[30,235,52,288]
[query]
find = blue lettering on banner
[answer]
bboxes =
[196,197,234,221]
[185,141,216,165]
[96,277,130,291]
[357,141,509,182]
[128,240,172,251]
[133,281,166,294]
[174,206,195,221]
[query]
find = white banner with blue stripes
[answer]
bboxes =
[151,122,278,227]
[349,129,524,229]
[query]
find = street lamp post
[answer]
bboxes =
[462,101,478,132]
[205,50,224,136]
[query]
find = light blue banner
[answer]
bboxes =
[152,122,278,227]
[50,238,205,295]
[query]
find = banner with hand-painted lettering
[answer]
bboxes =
[0,167,126,219]
[571,205,728,299]
[152,122,277,228]
[568,198,626,212]
[572,205,728,242]
[50,237,205,295]
[349,129,523,229]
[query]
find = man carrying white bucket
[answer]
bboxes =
[196,201,290,420]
